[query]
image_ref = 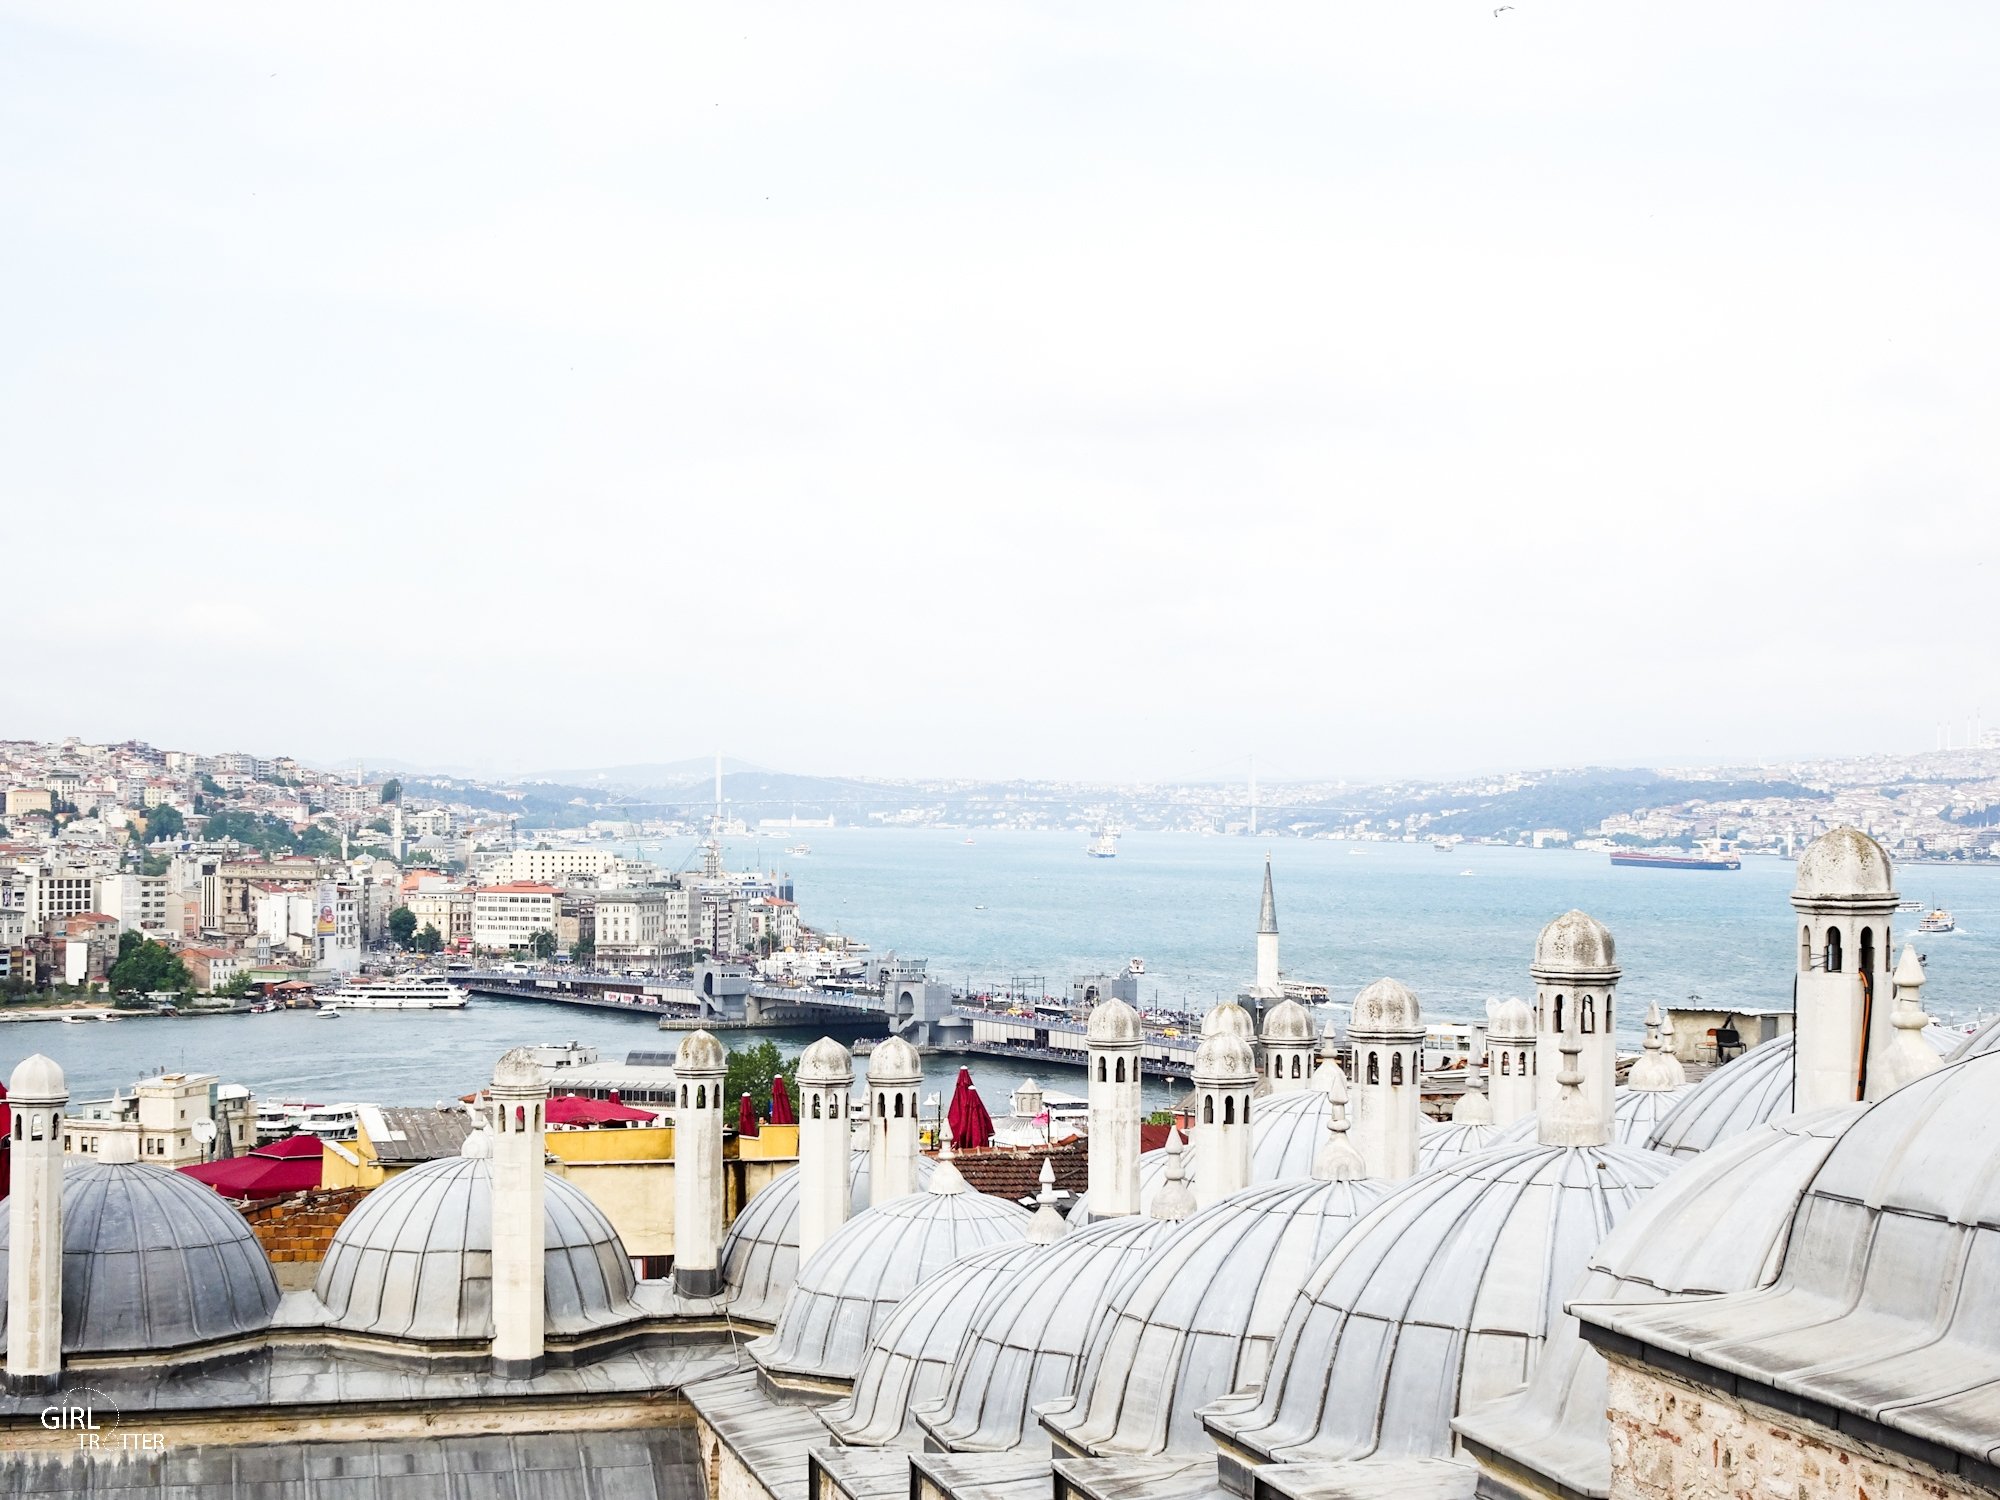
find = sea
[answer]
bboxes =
[11,830,1998,1111]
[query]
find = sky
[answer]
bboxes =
[4,4,1997,784]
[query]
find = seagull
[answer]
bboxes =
[1494,4,1512,12]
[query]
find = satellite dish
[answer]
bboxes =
[192,1119,218,1144]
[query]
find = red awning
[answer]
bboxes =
[179,1144,323,1199]
[255,1134,326,1159]
[946,1066,995,1150]
[545,1093,657,1126]
[769,1074,796,1126]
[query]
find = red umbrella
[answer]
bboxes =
[946,1067,995,1150]
[546,1094,658,1126]
[769,1075,796,1126]
[738,1094,759,1137]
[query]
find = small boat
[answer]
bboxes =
[1127,957,1146,976]
[1086,829,1120,859]
[1897,899,1924,912]
[61,1014,90,1024]
[1459,869,1476,876]
[785,843,812,856]
[317,1008,341,1019]
[963,836,976,846]
[1917,908,1956,935]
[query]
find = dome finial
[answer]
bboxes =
[1872,945,1942,1096]
[1538,1033,1606,1148]
[1313,1070,1367,1182]
[929,1118,967,1195]
[1627,1000,1687,1091]
[1451,1062,1494,1124]
[1027,1156,1067,1243]
[1150,1128,1196,1221]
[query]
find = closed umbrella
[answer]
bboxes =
[946,1067,995,1150]
[769,1075,796,1126]
[738,1094,759,1137]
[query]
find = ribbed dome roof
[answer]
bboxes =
[1611,1082,1691,1146]
[1532,910,1616,975]
[1488,997,1536,1041]
[1351,978,1421,1034]
[0,1162,279,1354]
[917,1216,1169,1454]
[1043,1176,1388,1458]
[1262,999,1315,1043]
[1417,1120,1504,1167]
[1194,1032,1255,1080]
[865,1036,922,1083]
[1200,1001,1255,1040]
[1642,1034,1798,1159]
[719,1150,937,1324]
[1945,1015,2000,1061]
[1455,1105,1860,1493]
[1202,1141,1676,1464]
[820,1237,1047,1447]
[315,1155,640,1341]
[1793,825,1895,899]
[1087,996,1143,1044]
[752,1184,1029,1383]
[1249,1089,1333,1182]
[798,1036,854,1082]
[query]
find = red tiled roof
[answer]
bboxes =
[932,1139,1089,1203]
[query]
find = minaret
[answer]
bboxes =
[1486,997,1536,1126]
[6,1055,65,1392]
[1312,1070,1367,1181]
[1349,978,1424,1180]
[865,1035,922,1206]
[1871,946,1941,1097]
[1530,912,1618,1136]
[1261,999,1317,1094]
[796,1037,853,1265]
[1086,996,1143,1218]
[1626,1001,1686,1091]
[1255,855,1280,997]
[672,1030,727,1296]
[1791,827,1902,1109]
[1192,1024,1255,1209]
[489,1047,549,1375]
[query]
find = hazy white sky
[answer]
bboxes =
[5,4,1996,783]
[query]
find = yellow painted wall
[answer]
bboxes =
[736,1125,798,1160]
[545,1125,674,1163]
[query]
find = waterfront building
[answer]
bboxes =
[471,880,563,951]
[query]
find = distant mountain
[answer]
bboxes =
[520,756,761,791]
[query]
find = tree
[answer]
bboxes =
[572,935,595,966]
[416,923,443,955]
[107,938,190,1001]
[366,816,393,834]
[146,804,186,840]
[725,1041,799,1124]
[216,971,257,998]
[530,929,558,961]
[199,772,225,796]
[388,906,419,948]
[380,778,403,805]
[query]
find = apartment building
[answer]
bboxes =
[478,847,619,886]
[96,871,171,934]
[405,885,474,947]
[472,883,562,951]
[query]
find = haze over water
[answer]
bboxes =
[15,830,1997,1107]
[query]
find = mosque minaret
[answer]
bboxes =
[1192,1001,1256,1209]
[1790,825,1902,1108]
[488,1047,549,1376]
[5,1054,66,1392]
[1254,853,1280,997]
[865,1035,922,1205]
[1085,994,1144,1217]
[796,1037,855,1263]
[672,1029,727,1296]
[1348,977,1424,1180]
[1485,995,1536,1126]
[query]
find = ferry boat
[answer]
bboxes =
[1127,957,1146,976]
[1609,848,1741,872]
[1917,908,1956,934]
[1086,829,1120,859]
[322,974,469,1010]
[785,843,812,856]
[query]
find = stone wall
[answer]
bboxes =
[239,1186,370,1264]
[1606,1360,1988,1500]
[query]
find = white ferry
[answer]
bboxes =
[323,974,470,1010]
[1917,907,1957,935]
[1086,829,1120,858]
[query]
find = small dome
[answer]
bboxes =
[1200,1001,1255,1041]
[1611,1082,1691,1146]
[675,1030,726,1073]
[1793,826,1895,900]
[821,1237,1048,1447]
[1643,1035,1799,1160]
[1487,997,1535,1042]
[1451,1088,1494,1125]
[7,1053,64,1100]
[1070,1146,1197,1225]
[1193,1032,1256,1082]
[1417,1120,1503,1167]
[1262,999,1315,1044]
[1087,996,1143,1045]
[0,1162,278,1353]
[719,1150,938,1324]
[1532,911,1616,975]
[492,1046,543,1088]
[1044,1176,1388,1458]
[752,1184,1030,1383]
[916,1216,1170,1454]
[1249,1089,1333,1182]
[1350,978,1421,1035]
[798,1036,854,1083]
[865,1035,922,1084]
[315,1155,640,1341]
[1202,1140,1675,1464]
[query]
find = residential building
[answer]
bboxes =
[405,884,474,948]
[4,787,53,817]
[472,883,562,951]
[95,871,170,934]
[596,889,673,965]
[63,1072,241,1165]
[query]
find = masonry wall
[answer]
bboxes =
[239,1186,370,1264]
[1606,1360,1989,1500]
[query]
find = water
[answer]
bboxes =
[11,830,1997,1107]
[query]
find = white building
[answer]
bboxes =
[95,871,171,934]
[479,848,619,887]
[63,1072,248,1165]
[473,883,562,952]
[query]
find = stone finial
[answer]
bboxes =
[1451,1063,1494,1125]
[1027,1157,1067,1244]
[930,1119,967,1195]
[1150,1128,1197,1222]
[1312,1072,1367,1182]
[1628,1001,1687,1091]
[1539,1034,1606,1149]
[1873,945,1942,1096]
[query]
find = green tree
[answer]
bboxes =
[216,971,257,998]
[140,851,171,876]
[146,804,186,839]
[529,929,558,961]
[380,778,403,805]
[416,923,443,955]
[199,772,225,796]
[572,935,595,966]
[725,1041,799,1125]
[366,816,393,834]
[388,906,418,948]
[107,938,191,1001]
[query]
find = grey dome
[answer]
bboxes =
[1643,1034,1798,1159]
[821,1237,1047,1447]
[1488,996,1535,1041]
[917,1216,1169,1454]
[1456,1104,1862,1494]
[1202,1140,1676,1464]
[1793,825,1894,899]
[1200,1001,1255,1040]
[1351,978,1421,1034]
[1087,996,1143,1044]
[315,1155,640,1341]
[7,1052,64,1100]
[719,1150,937,1324]
[1417,1119,1505,1166]
[1532,910,1616,975]
[798,1036,853,1082]
[1611,1082,1692,1146]
[752,1184,1030,1384]
[866,1036,922,1083]
[1044,1176,1388,1458]
[0,1162,278,1354]
[1262,999,1315,1043]
[1071,1146,1196,1225]
[1072,1094,1337,1223]
[674,1029,725,1073]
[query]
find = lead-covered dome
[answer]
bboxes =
[0,1162,279,1353]
[719,1150,938,1324]
[798,1036,854,1082]
[1417,1119,1504,1166]
[821,1237,1047,1447]
[1488,996,1535,1040]
[1202,1140,1675,1464]
[1044,1175,1388,1458]
[865,1035,922,1083]
[916,1216,1169,1454]
[1611,1082,1691,1146]
[1643,1034,1798,1159]
[315,1153,640,1341]
[1351,978,1421,1034]
[751,1179,1029,1385]
[1262,999,1315,1043]
[1200,1001,1255,1040]
[1533,911,1616,975]
[1248,1089,1333,1182]
[1087,996,1142,1044]
[1793,825,1894,899]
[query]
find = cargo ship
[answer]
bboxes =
[1609,849,1741,872]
